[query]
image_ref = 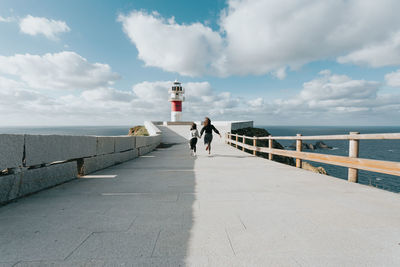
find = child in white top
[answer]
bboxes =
[189,123,200,156]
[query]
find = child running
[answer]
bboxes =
[200,117,221,155]
[189,122,201,156]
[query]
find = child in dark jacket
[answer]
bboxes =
[200,117,221,155]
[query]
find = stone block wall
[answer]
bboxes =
[25,135,97,166]
[0,121,162,204]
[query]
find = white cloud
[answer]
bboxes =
[0,16,15,23]
[131,80,242,119]
[248,97,264,108]
[19,15,70,40]
[385,69,400,87]
[0,51,120,90]
[338,32,400,67]
[0,51,128,125]
[272,67,287,80]
[133,81,170,101]
[273,71,382,112]
[0,76,55,116]
[119,0,400,77]
[81,87,134,102]
[256,71,400,125]
[299,72,379,102]
[1,68,399,125]
[128,74,400,125]
[0,67,249,125]
[118,11,223,77]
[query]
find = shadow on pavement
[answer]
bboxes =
[0,128,196,265]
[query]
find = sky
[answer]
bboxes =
[0,0,400,126]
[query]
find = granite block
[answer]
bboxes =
[0,134,24,170]
[0,174,20,204]
[114,136,135,152]
[18,162,77,197]
[96,137,115,155]
[25,135,97,166]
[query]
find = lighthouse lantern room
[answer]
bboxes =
[169,80,185,122]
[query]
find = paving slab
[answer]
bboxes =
[0,125,399,265]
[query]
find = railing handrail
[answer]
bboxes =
[225,131,400,183]
[228,132,400,140]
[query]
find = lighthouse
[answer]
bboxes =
[169,80,185,122]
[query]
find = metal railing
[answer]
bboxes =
[226,132,400,182]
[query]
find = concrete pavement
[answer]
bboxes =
[1,125,400,266]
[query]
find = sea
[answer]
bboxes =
[261,126,400,193]
[0,125,399,193]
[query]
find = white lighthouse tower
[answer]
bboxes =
[169,80,185,122]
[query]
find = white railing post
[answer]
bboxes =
[242,136,245,151]
[235,135,238,148]
[348,132,360,183]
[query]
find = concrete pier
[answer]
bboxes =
[1,125,400,266]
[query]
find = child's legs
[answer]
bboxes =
[190,138,196,151]
[193,138,198,152]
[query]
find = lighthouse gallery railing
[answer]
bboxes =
[226,132,400,182]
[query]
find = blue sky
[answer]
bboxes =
[1,0,400,126]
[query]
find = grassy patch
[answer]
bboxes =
[129,126,149,136]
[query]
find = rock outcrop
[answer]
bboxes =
[315,141,332,149]
[288,140,332,150]
[301,161,328,175]
[129,126,149,136]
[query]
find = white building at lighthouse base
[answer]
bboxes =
[171,111,182,122]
